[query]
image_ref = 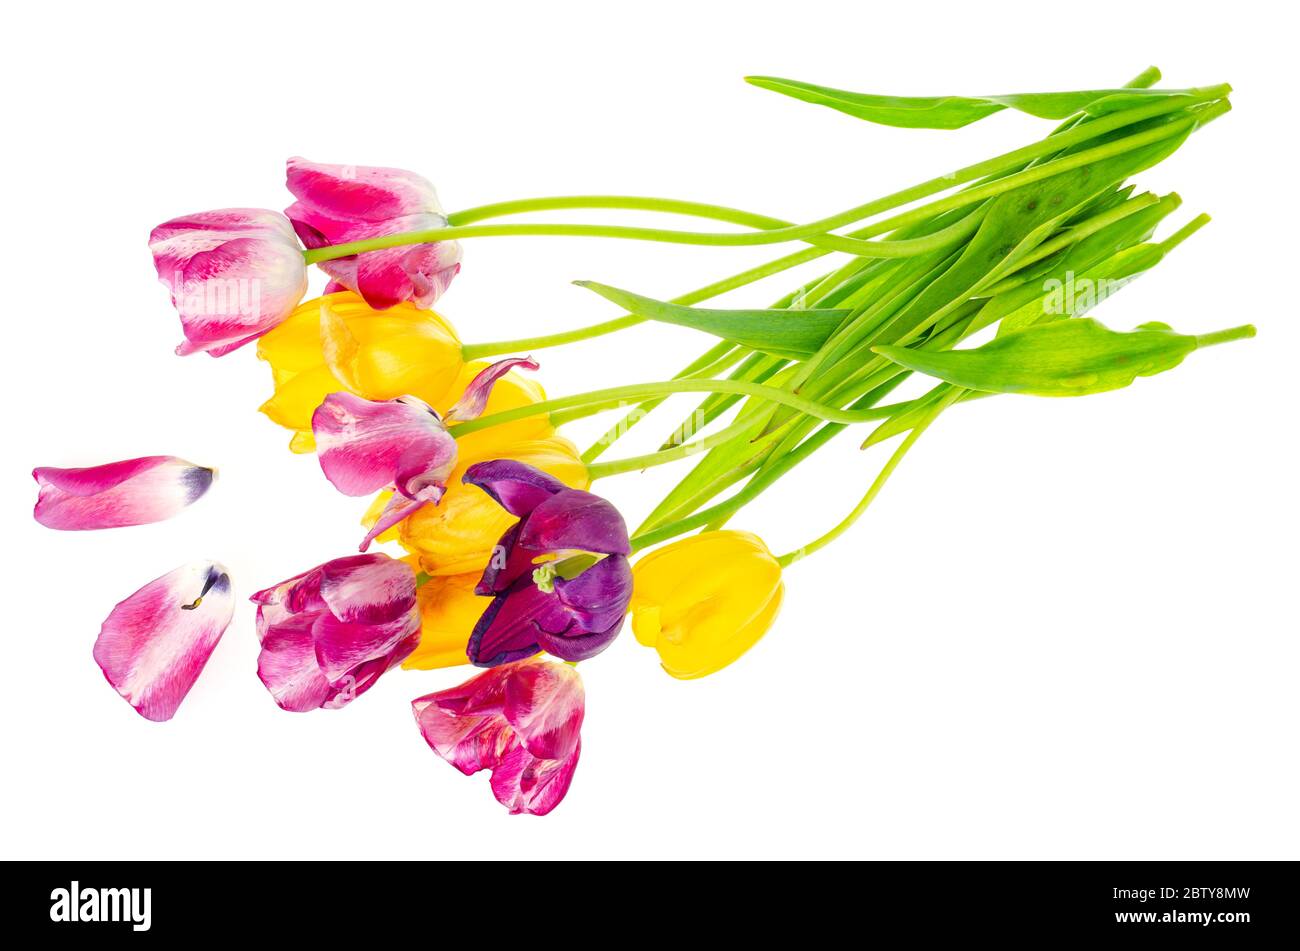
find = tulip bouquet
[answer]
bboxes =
[36,68,1252,815]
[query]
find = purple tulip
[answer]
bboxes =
[462,460,633,666]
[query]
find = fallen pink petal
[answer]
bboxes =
[93,561,234,722]
[33,456,215,531]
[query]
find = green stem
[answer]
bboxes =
[448,378,907,439]
[1195,324,1256,348]
[304,92,1225,267]
[774,388,961,567]
[448,194,789,229]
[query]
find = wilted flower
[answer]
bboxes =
[150,208,307,356]
[286,157,462,310]
[251,553,420,711]
[463,460,632,666]
[412,656,584,816]
[312,357,537,550]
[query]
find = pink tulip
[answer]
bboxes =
[412,656,584,816]
[94,561,234,721]
[252,554,420,712]
[150,208,308,356]
[310,357,538,551]
[33,455,214,530]
[285,157,462,310]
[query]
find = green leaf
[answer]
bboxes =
[744,76,1222,130]
[872,318,1254,396]
[576,281,847,358]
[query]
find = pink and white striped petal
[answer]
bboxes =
[489,739,581,816]
[33,456,214,530]
[442,357,540,423]
[93,561,234,722]
[150,208,308,356]
[312,393,456,497]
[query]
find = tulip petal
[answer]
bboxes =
[412,680,515,775]
[93,562,233,721]
[313,393,456,498]
[33,456,214,531]
[359,492,435,553]
[462,459,569,517]
[466,580,567,667]
[443,357,540,423]
[311,611,420,684]
[489,738,581,816]
[503,660,584,761]
[286,157,444,223]
[553,554,633,635]
[256,614,333,712]
[318,553,417,625]
[475,521,536,595]
[518,490,632,556]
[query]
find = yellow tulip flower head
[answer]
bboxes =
[630,530,784,679]
[257,291,464,452]
[403,572,487,670]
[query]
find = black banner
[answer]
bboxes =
[6,861,1291,940]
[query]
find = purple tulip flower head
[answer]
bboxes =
[463,460,633,666]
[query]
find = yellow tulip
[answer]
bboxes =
[403,572,487,670]
[257,291,464,451]
[630,531,784,679]
[364,434,590,576]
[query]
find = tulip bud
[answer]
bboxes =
[630,531,784,679]
[150,208,307,356]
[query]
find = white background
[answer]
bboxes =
[3,1,1296,860]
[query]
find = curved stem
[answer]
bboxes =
[447,378,906,439]
[303,92,1226,266]
[774,388,961,567]
[448,194,790,230]
[586,417,765,480]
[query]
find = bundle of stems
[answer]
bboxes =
[329,67,1239,566]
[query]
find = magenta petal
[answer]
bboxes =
[256,614,332,713]
[358,492,435,553]
[285,157,442,223]
[313,393,455,497]
[462,460,569,517]
[318,553,417,625]
[311,611,419,684]
[93,562,233,721]
[503,661,584,761]
[33,456,214,530]
[412,695,514,775]
[284,158,462,310]
[443,357,540,423]
[489,739,581,816]
[518,490,631,556]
